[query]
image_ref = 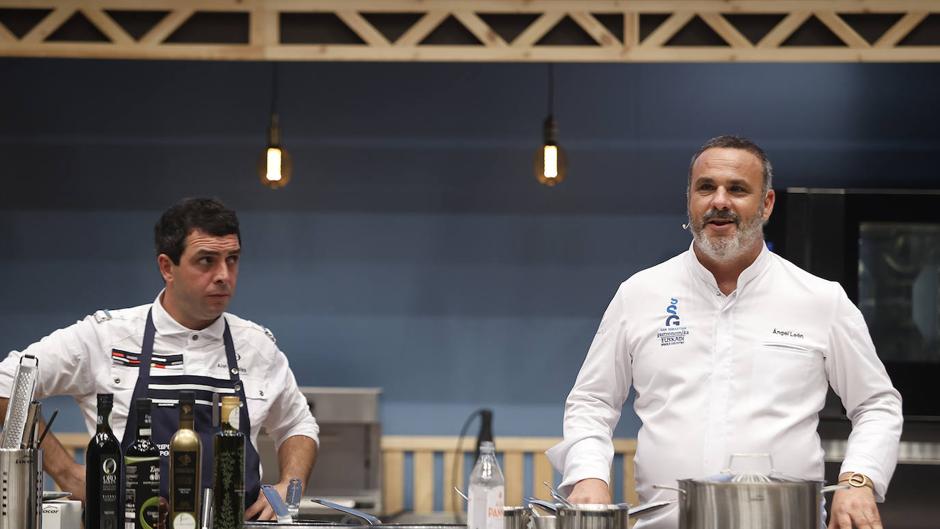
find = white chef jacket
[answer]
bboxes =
[0,292,319,453]
[547,243,902,529]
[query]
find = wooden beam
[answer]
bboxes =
[139,9,193,45]
[639,11,694,48]
[453,10,506,48]
[511,11,565,48]
[395,11,447,46]
[757,11,811,48]
[700,12,753,48]
[81,8,133,44]
[815,11,869,48]
[624,11,639,48]
[21,7,74,44]
[874,11,928,48]
[569,11,620,48]
[337,10,390,47]
[413,451,434,513]
[0,19,16,43]
[250,6,278,48]
[3,1,940,13]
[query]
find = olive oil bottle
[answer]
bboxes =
[213,395,245,529]
[85,393,123,529]
[170,391,201,529]
[124,398,161,529]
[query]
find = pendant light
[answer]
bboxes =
[258,63,292,189]
[534,63,566,187]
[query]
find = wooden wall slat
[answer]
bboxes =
[383,450,404,514]
[413,451,435,513]
[532,453,555,502]
[503,451,523,505]
[442,450,465,513]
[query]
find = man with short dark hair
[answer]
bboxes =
[0,197,318,521]
[547,136,902,529]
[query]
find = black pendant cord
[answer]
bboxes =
[546,63,555,118]
[269,62,279,117]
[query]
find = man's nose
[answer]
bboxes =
[214,262,230,283]
[710,187,732,209]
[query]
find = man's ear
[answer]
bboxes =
[157,254,175,283]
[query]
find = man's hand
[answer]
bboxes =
[828,486,882,529]
[58,460,86,504]
[567,478,611,504]
[245,480,289,521]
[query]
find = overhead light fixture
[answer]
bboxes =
[534,63,566,187]
[259,63,292,189]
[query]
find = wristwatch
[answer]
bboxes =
[840,472,874,490]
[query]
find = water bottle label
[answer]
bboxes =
[468,486,504,529]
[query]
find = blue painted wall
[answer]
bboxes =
[2,59,939,438]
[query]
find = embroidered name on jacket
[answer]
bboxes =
[657,297,689,346]
[111,349,183,369]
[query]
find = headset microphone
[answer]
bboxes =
[681,223,690,230]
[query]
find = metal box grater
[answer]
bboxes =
[0,355,39,449]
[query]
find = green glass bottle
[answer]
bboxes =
[124,398,161,529]
[213,395,245,529]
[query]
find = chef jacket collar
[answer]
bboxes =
[685,239,772,296]
[152,289,226,341]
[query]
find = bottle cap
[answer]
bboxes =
[179,391,196,406]
[480,441,496,453]
[136,398,152,413]
[97,393,114,406]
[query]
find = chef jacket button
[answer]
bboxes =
[235,384,242,392]
[113,377,121,384]
[230,368,238,375]
[192,335,199,341]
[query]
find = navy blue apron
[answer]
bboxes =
[122,309,262,511]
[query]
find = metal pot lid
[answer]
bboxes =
[556,504,624,512]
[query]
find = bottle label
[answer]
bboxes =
[172,450,199,512]
[467,485,504,529]
[228,407,240,430]
[125,455,161,529]
[99,456,121,529]
[173,513,197,529]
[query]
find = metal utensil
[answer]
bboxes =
[42,491,72,501]
[526,498,558,514]
[310,497,382,526]
[22,401,40,449]
[453,486,469,502]
[200,488,214,529]
[261,484,293,524]
[1,355,39,449]
[544,481,573,508]
[36,410,58,447]
[286,477,303,519]
[627,500,674,518]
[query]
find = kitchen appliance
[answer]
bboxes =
[258,387,382,515]
[767,188,940,418]
[0,448,43,529]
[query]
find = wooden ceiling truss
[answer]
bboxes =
[1,1,940,62]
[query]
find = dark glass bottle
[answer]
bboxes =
[124,398,161,529]
[85,393,123,529]
[170,391,202,529]
[213,395,245,529]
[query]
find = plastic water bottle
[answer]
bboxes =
[468,441,505,529]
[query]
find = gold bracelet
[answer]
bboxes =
[838,472,874,490]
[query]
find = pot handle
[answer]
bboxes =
[821,484,851,494]
[310,497,383,526]
[652,484,687,496]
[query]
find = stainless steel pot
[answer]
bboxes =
[555,504,621,529]
[659,454,844,529]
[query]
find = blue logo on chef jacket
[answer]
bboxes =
[657,297,689,346]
